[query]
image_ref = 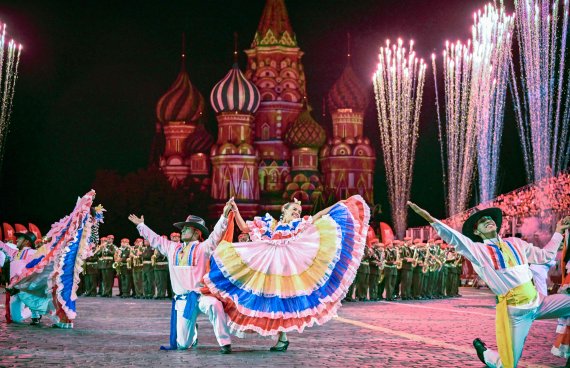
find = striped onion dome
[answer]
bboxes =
[210,62,261,114]
[185,124,214,154]
[285,104,326,149]
[327,63,368,113]
[156,58,205,124]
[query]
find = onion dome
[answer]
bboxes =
[210,63,261,114]
[185,124,214,154]
[327,63,369,113]
[156,57,205,124]
[285,104,326,148]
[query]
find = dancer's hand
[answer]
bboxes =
[128,214,144,226]
[407,201,436,223]
[222,198,233,218]
[229,197,240,214]
[556,216,570,234]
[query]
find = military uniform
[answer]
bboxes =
[424,244,439,299]
[412,243,425,299]
[131,241,144,299]
[116,243,134,298]
[94,242,116,297]
[355,247,371,300]
[369,245,384,301]
[399,243,414,300]
[383,245,398,301]
[141,242,155,299]
[153,250,169,299]
[444,248,457,297]
[83,252,99,296]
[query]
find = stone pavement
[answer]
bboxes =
[0,287,567,367]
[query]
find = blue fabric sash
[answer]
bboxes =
[160,292,200,350]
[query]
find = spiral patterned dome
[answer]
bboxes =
[185,124,215,154]
[210,63,261,114]
[285,105,326,148]
[156,60,205,124]
[327,63,369,113]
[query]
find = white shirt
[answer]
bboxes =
[431,220,563,297]
[137,215,228,296]
[0,241,36,279]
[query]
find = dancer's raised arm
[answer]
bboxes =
[407,201,482,267]
[129,214,174,256]
[230,199,249,233]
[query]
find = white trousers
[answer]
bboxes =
[175,295,231,349]
[484,293,570,367]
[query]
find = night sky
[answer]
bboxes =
[0,0,527,234]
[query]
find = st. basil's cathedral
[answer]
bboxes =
[153,0,375,220]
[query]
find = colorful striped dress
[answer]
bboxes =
[204,195,369,337]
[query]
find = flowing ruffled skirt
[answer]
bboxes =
[9,190,96,325]
[204,195,369,337]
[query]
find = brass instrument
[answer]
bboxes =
[376,248,385,270]
[151,254,157,267]
[422,248,431,273]
[126,257,132,270]
[453,254,462,267]
[131,247,143,268]
[113,249,122,275]
[395,247,402,269]
[112,261,122,276]
[411,248,419,267]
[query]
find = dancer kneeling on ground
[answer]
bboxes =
[203,195,370,352]
[408,201,570,368]
[128,198,234,354]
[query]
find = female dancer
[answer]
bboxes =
[0,190,103,327]
[204,195,369,351]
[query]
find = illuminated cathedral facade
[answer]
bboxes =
[153,0,375,219]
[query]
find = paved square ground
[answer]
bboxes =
[0,288,566,367]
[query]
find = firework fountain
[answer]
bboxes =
[510,0,570,182]
[432,40,478,217]
[0,22,22,173]
[373,39,427,238]
[432,4,514,214]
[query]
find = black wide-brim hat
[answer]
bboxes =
[14,231,37,245]
[461,207,503,242]
[173,215,210,237]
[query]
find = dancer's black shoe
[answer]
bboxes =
[270,339,289,352]
[220,344,232,354]
[473,338,487,365]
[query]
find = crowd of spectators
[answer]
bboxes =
[441,171,570,234]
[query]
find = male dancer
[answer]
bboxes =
[128,198,233,353]
[408,201,570,367]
